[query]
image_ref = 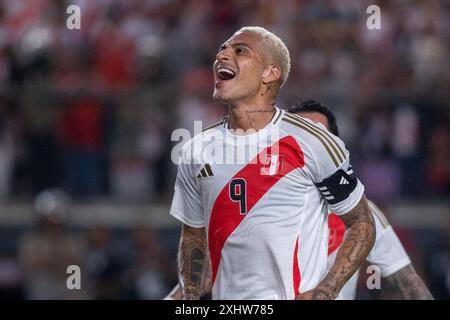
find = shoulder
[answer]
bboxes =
[280,111,348,168]
[367,200,391,230]
[179,116,227,164]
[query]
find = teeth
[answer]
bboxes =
[218,68,235,76]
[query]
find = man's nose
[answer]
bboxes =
[216,49,231,62]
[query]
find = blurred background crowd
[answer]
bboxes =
[0,0,448,299]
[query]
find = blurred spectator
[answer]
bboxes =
[177,68,226,134]
[0,102,14,200]
[425,125,450,195]
[424,219,450,299]
[20,80,64,194]
[59,93,104,196]
[124,225,175,299]
[109,93,167,201]
[18,189,91,299]
[92,5,137,91]
[85,225,128,299]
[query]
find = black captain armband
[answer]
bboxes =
[315,167,357,205]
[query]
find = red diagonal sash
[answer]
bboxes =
[208,136,305,285]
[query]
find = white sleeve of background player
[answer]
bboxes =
[302,122,364,215]
[169,142,205,228]
[365,201,411,277]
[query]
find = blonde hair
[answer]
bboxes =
[237,26,291,87]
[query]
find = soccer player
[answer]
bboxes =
[170,26,375,300]
[288,99,434,300]
[167,100,433,300]
[166,100,435,300]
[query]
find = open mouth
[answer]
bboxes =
[217,67,236,81]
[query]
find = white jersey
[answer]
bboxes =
[327,200,411,300]
[170,107,365,300]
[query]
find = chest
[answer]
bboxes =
[195,135,309,215]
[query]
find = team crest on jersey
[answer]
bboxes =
[260,154,284,176]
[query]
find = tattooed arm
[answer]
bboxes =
[384,264,434,299]
[165,253,212,300]
[297,195,376,300]
[178,224,210,300]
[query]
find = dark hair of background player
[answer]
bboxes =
[287,100,340,137]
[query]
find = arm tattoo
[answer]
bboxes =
[319,196,376,298]
[169,250,213,300]
[385,264,434,300]
[178,225,209,300]
[203,255,213,295]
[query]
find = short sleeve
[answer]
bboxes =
[302,121,365,215]
[366,201,411,277]
[169,143,205,228]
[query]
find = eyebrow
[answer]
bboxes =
[220,42,252,50]
[232,43,251,49]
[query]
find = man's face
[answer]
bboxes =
[297,111,330,131]
[213,31,269,104]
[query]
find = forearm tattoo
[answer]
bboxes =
[385,265,434,300]
[202,255,213,295]
[321,196,376,298]
[178,227,209,300]
[170,249,212,300]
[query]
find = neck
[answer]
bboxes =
[227,99,276,133]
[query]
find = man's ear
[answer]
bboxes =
[262,65,281,84]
